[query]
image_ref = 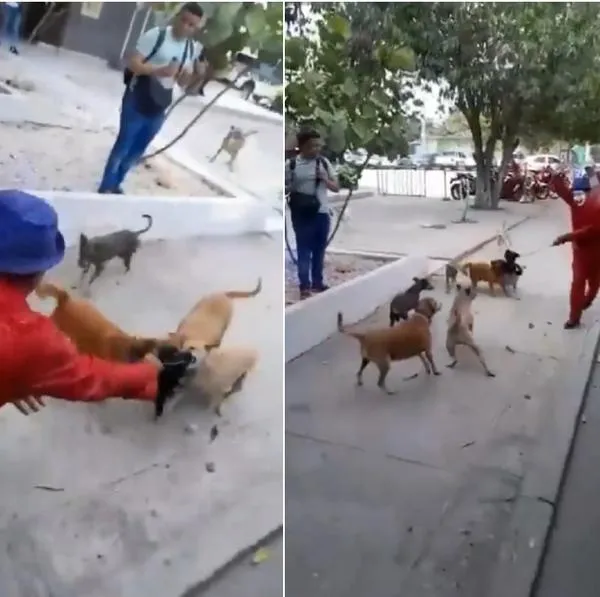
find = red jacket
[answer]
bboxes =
[0,279,158,408]
[558,186,600,255]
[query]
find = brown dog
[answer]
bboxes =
[183,345,258,416]
[337,297,442,394]
[208,126,258,171]
[446,281,495,377]
[36,281,163,362]
[170,278,262,351]
[459,261,507,295]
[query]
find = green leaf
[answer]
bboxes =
[245,5,267,37]
[385,47,414,71]
[342,76,359,99]
[328,14,351,40]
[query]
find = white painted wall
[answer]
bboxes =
[285,255,429,362]
[359,168,470,199]
[31,191,282,246]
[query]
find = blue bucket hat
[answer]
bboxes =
[572,169,591,192]
[0,189,65,275]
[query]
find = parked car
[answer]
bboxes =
[412,153,434,168]
[524,153,563,173]
[431,150,476,168]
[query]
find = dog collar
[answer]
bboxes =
[413,312,430,323]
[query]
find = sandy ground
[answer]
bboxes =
[0,121,224,196]
[285,252,390,306]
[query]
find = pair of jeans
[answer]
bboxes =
[292,212,330,291]
[98,90,166,193]
[1,4,21,47]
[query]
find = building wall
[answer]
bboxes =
[60,2,139,66]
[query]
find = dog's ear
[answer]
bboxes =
[413,276,419,283]
[79,233,88,247]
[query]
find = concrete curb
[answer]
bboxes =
[487,322,600,597]
[180,525,283,597]
[285,255,428,362]
[29,190,280,246]
[204,100,283,127]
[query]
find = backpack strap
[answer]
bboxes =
[176,39,192,78]
[144,28,167,63]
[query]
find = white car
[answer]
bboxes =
[431,150,476,168]
[524,153,563,173]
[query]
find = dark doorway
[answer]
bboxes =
[21,2,69,46]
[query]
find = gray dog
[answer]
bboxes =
[78,214,153,285]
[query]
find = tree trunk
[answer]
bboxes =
[493,137,515,206]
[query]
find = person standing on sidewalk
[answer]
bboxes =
[285,129,340,300]
[98,2,207,194]
[0,189,194,416]
[0,2,22,55]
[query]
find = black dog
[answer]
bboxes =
[389,276,435,326]
[78,214,153,286]
[492,249,524,295]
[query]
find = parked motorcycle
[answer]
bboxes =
[500,170,525,202]
[522,167,552,202]
[450,172,476,200]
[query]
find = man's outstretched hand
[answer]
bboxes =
[552,234,568,246]
[12,396,46,416]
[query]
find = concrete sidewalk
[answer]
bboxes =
[534,363,600,597]
[0,234,283,597]
[286,202,600,597]
[330,195,543,259]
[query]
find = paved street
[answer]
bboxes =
[286,200,599,597]
[330,193,540,258]
[0,235,283,597]
[534,364,600,597]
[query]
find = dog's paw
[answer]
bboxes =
[486,371,496,378]
[433,371,442,376]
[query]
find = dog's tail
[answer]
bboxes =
[337,312,365,340]
[224,277,262,299]
[36,281,70,307]
[134,214,153,236]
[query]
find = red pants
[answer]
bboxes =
[570,255,600,322]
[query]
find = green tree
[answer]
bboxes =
[285,2,417,244]
[145,2,283,160]
[397,2,600,209]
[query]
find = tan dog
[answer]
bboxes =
[170,278,262,351]
[446,281,495,377]
[459,261,507,295]
[183,345,258,416]
[36,281,163,362]
[337,297,442,394]
[208,126,258,171]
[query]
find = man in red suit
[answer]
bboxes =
[551,167,600,328]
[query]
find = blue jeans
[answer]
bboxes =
[1,4,21,47]
[98,90,165,192]
[292,212,330,291]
